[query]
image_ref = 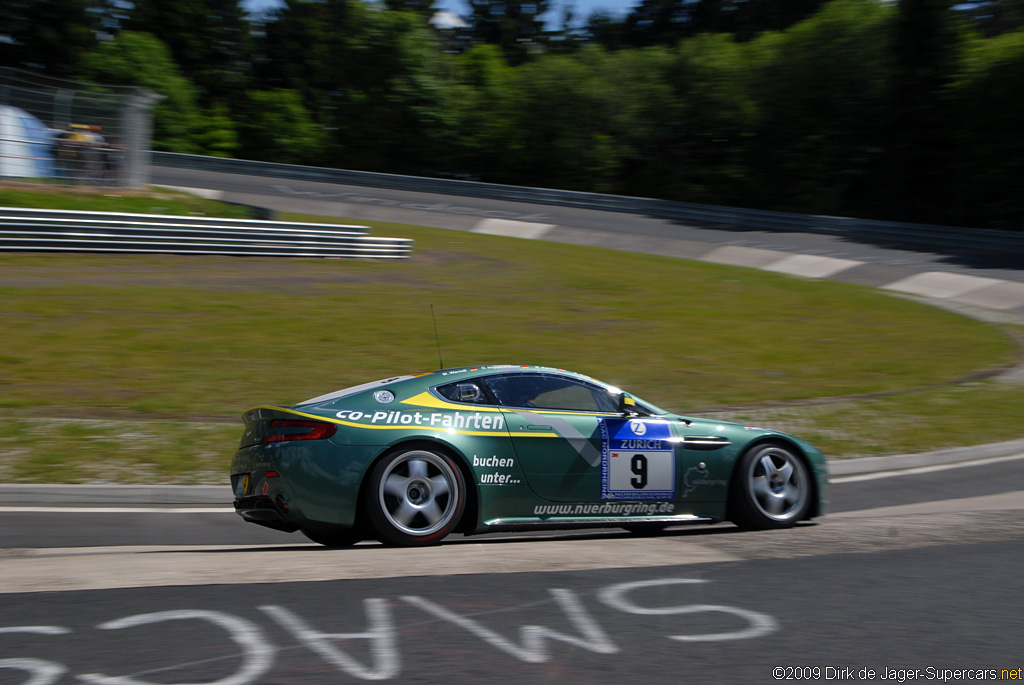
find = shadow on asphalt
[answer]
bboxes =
[154,519,821,553]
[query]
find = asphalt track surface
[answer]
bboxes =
[2,458,1023,684]
[2,169,1022,683]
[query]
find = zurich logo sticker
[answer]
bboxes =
[629,419,647,436]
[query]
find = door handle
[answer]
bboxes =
[527,424,553,431]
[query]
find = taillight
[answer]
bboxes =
[263,419,337,443]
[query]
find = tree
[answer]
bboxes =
[236,90,327,164]
[690,0,830,41]
[616,0,828,48]
[383,0,439,21]
[79,30,201,152]
[336,6,454,173]
[619,0,697,48]
[746,0,895,215]
[947,30,1024,229]
[79,30,237,156]
[584,11,630,51]
[0,0,98,75]
[881,0,965,223]
[445,45,518,175]
[126,0,252,105]
[467,0,552,65]
[254,0,353,121]
[636,34,760,204]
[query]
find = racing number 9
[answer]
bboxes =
[630,454,648,489]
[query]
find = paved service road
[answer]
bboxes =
[149,166,1024,285]
[2,458,1022,683]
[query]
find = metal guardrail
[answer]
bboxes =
[152,152,1024,255]
[0,207,413,258]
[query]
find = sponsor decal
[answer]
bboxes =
[534,501,676,516]
[681,465,728,497]
[479,473,520,484]
[600,418,676,500]
[439,365,529,377]
[335,410,505,431]
[472,454,522,485]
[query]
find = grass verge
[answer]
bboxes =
[0,183,254,218]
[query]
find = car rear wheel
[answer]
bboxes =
[366,447,466,546]
[301,524,361,547]
[729,442,811,530]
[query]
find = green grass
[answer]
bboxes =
[0,184,254,218]
[0,233,1014,417]
[0,189,1021,482]
[0,417,237,484]
[702,378,1024,459]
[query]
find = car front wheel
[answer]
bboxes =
[366,447,466,546]
[729,442,811,530]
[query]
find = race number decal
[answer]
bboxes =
[600,418,675,500]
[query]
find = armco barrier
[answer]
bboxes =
[0,206,413,258]
[152,152,1024,255]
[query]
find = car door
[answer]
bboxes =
[483,373,678,503]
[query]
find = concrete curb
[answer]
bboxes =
[4,440,1024,505]
[827,438,1024,476]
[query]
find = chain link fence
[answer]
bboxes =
[0,67,161,188]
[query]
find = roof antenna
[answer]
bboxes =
[431,304,444,370]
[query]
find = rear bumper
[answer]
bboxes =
[234,495,300,533]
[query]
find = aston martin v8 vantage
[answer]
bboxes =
[231,365,828,546]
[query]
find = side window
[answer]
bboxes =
[482,375,618,413]
[435,381,492,405]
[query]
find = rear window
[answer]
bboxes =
[297,376,414,405]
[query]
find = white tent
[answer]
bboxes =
[0,105,57,179]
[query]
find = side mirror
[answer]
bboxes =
[618,393,637,415]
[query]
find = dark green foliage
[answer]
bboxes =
[0,0,98,75]
[880,0,965,223]
[236,90,327,165]
[468,0,551,65]
[947,30,1024,229]
[125,0,252,106]
[597,0,829,49]
[8,0,1024,231]
[384,0,439,20]
[746,0,894,215]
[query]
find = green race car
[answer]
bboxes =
[231,365,829,546]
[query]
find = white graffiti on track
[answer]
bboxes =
[0,578,775,683]
[401,589,618,664]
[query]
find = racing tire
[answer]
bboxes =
[366,447,466,546]
[729,441,811,530]
[301,524,361,547]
